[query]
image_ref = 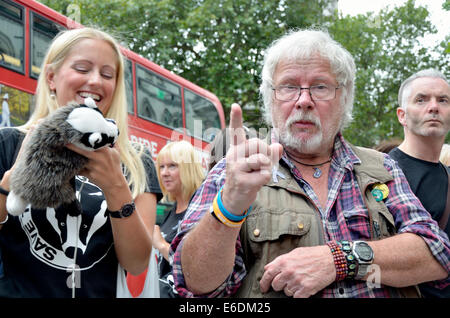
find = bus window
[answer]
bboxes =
[0,0,24,73]
[124,58,134,114]
[185,88,221,142]
[30,12,62,78]
[136,65,182,129]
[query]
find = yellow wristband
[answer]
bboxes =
[212,195,246,228]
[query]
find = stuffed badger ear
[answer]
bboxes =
[81,97,104,116]
[84,97,97,109]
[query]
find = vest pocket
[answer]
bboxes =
[245,208,316,261]
[239,208,318,298]
[246,208,311,242]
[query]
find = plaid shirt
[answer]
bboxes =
[170,133,450,298]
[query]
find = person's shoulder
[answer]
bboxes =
[0,127,23,144]
[0,127,21,136]
[387,147,401,159]
[348,143,389,165]
[130,142,156,165]
[345,143,403,180]
[130,141,147,155]
[352,144,385,157]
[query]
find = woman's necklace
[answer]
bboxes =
[286,153,332,179]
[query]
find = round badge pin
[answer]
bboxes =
[371,188,384,202]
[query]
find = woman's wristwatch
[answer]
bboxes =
[105,201,135,218]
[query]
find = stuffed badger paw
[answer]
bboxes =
[6,191,29,216]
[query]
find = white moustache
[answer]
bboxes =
[286,112,321,129]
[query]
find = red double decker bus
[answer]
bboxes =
[0,0,225,169]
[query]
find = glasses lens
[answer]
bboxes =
[276,86,298,101]
[311,85,333,100]
[274,85,337,101]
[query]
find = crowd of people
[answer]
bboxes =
[0,25,448,298]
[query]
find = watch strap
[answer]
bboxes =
[337,240,358,279]
[355,264,370,280]
[352,241,374,280]
[106,201,135,218]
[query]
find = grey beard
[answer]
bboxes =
[274,111,323,153]
[278,127,323,154]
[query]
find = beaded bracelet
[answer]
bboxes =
[326,241,347,281]
[337,240,358,279]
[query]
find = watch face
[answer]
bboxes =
[355,242,373,262]
[121,203,135,217]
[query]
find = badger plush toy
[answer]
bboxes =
[6,97,119,216]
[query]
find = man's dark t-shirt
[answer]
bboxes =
[389,147,450,298]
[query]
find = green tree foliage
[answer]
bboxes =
[329,0,449,146]
[39,0,449,147]
[443,0,450,54]
[38,0,334,127]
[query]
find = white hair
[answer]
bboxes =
[259,29,356,130]
[398,69,449,109]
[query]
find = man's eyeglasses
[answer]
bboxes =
[272,84,342,102]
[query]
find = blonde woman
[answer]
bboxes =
[0,27,162,297]
[440,144,450,167]
[153,140,204,297]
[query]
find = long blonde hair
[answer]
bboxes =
[440,144,450,166]
[156,141,205,203]
[20,27,147,198]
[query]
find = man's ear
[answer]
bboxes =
[396,107,407,127]
[45,65,56,91]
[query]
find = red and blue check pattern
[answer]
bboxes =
[170,133,450,298]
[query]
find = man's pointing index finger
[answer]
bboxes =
[229,103,246,147]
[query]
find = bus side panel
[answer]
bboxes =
[128,124,211,171]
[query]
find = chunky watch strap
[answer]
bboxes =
[105,201,135,218]
[337,240,358,279]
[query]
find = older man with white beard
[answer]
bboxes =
[389,69,450,298]
[170,30,450,298]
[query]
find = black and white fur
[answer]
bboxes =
[6,98,119,215]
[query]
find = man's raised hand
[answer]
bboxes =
[221,104,283,215]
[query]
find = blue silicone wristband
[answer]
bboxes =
[216,185,252,222]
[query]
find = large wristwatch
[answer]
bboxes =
[352,241,374,280]
[106,201,135,218]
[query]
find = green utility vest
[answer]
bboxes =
[235,144,418,298]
